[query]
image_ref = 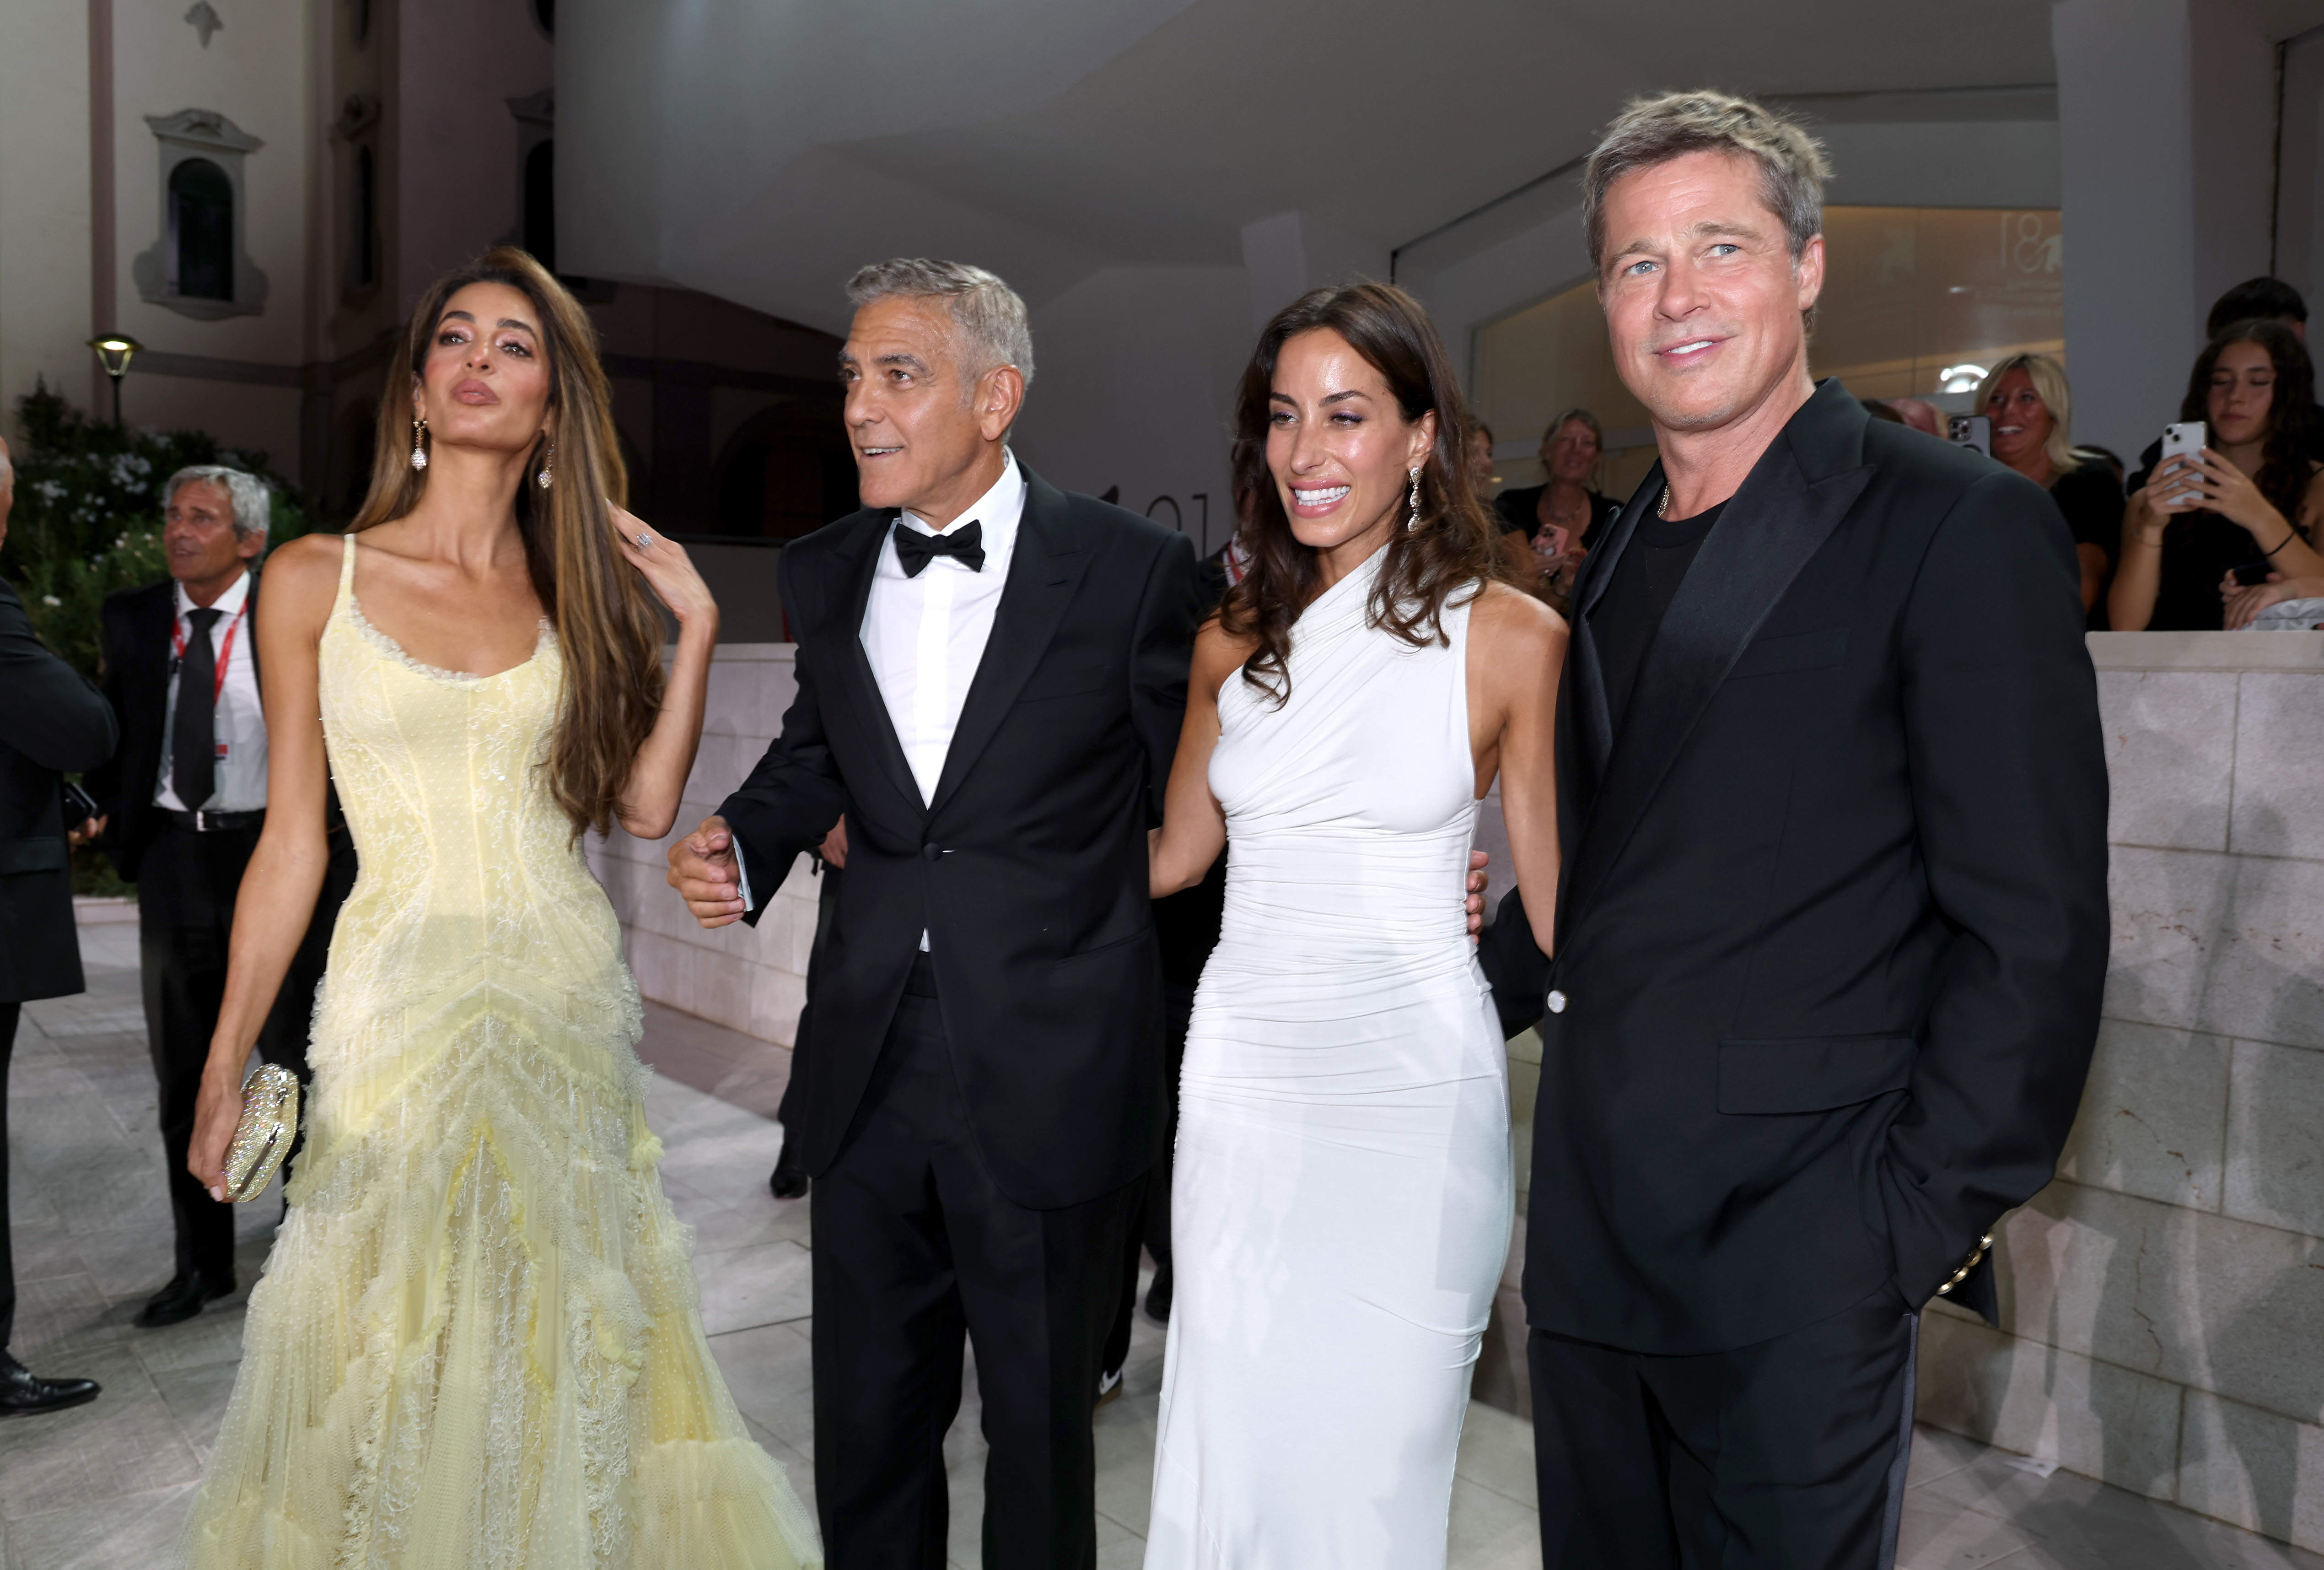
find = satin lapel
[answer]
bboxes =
[1562,440,1873,929]
[927,471,1089,817]
[829,515,924,818]
[1571,465,1663,778]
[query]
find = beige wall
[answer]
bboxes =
[0,0,97,426]
[1918,631,2324,1554]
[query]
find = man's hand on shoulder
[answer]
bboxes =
[668,814,748,927]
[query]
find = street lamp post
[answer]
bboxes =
[86,335,143,427]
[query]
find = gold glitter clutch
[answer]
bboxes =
[223,1063,301,1203]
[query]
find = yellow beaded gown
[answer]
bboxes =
[183,539,821,1569]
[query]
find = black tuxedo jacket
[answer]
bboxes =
[88,572,355,885]
[1481,380,2109,1354]
[0,577,118,1004]
[719,469,1201,1210]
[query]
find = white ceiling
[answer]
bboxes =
[559,0,2104,333]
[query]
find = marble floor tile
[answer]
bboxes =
[17,929,2324,1568]
[3,1481,199,1570]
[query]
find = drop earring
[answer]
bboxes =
[536,440,554,490]
[409,416,429,471]
[1404,465,1422,532]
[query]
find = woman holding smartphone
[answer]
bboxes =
[2110,319,2324,630]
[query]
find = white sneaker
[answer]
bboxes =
[1096,1367,1124,1408]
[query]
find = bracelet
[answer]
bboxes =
[2264,530,2300,558]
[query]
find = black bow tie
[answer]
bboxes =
[893,519,985,578]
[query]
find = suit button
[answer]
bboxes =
[921,843,942,863]
[1546,990,1567,1014]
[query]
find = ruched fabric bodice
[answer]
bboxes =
[1145,548,1513,1569]
[183,539,818,1570]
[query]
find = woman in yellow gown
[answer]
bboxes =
[180,249,821,1568]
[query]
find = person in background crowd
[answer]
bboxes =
[86,467,355,1329]
[2111,320,2324,630]
[1886,396,1944,437]
[2208,275,2307,342]
[1467,420,1497,496]
[1496,409,1619,605]
[1976,353,2122,623]
[0,433,115,1417]
[1864,399,1904,425]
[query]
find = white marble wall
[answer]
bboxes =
[1917,630,2324,1554]
[587,645,822,1047]
[592,632,2324,1551]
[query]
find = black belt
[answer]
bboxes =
[903,950,940,998]
[165,808,265,833]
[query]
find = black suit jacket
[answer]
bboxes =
[1481,380,2109,1354]
[719,469,1202,1210]
[0,577,118,1004]
[88,571,356,887]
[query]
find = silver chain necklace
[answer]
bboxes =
[1658,483,1671,519]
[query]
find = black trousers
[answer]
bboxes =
[137,823,348,1283]
[810,955,1140,1569]
[0,1001,17,1352]
[1100,978,1191,1374]
[1531,1282,1920,1570]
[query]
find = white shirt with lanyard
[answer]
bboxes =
[157,569,268,812]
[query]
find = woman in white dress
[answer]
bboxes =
[1145,282,1565,1566]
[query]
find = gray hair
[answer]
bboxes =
[165,465,271,546]
[846,258,1036,389]
[1582,91,1830,275]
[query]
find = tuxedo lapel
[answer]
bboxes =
[1563,384,1874,929]
[1571,468,1662,780]
[826,515,924,818]
[927,469,1090,817]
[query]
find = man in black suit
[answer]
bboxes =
[0,434,113,1416]
[88,467,355,1329]
[668,259,1199,1567]
[1479,94,2109,1569]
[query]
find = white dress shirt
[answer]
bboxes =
[157,569,268,812]
[738,454,1026,946]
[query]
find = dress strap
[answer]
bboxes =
[333,532,358,619]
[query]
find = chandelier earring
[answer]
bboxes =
[1404,465,1422,533]
[536,439,554,491]
[409,416,429,472]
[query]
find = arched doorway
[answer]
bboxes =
[710,399,855,540]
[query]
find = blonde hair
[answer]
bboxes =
[351,247,663,839]
[1974,353,2077,476]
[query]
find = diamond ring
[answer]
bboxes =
[635,531,652,550]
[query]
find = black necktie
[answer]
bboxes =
[173,607,221,810]
[893,519,985,578]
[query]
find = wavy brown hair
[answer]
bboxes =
[350,247,664,838]
[2179,318,2319,531]
[1221,281,1509,702]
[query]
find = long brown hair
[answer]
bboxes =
[2180,318,2319,529]
[1221,281,1507,702]
[350,247,664,838]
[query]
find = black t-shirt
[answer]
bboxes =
[1592,499,1727,728]
[2049,459,2124,630]
[2123,451,2289,631]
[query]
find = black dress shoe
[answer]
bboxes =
[0,1354,99,1417]
[1145,1262,1173,1324]
[769,1144,809,1201]
[136,1270,234,1328]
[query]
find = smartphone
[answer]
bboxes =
[60,779,100,833]
[2232,561,2275,587]
[1947,414,1991,457]
[1532,523,1571,563]
[2159,421,2206,507]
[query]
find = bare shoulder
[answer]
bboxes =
[1190,615,1258,701]
[258,535,344,632]
[1468,580,1568,658]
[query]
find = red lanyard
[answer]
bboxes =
[172,599,246,706]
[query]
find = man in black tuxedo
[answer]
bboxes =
[668,259,1199,1567]
[1479,94,2109,1569]
[88,467,355,1328]
[0,434,113,1416]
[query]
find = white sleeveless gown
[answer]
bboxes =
[1144,549,1514,1568]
